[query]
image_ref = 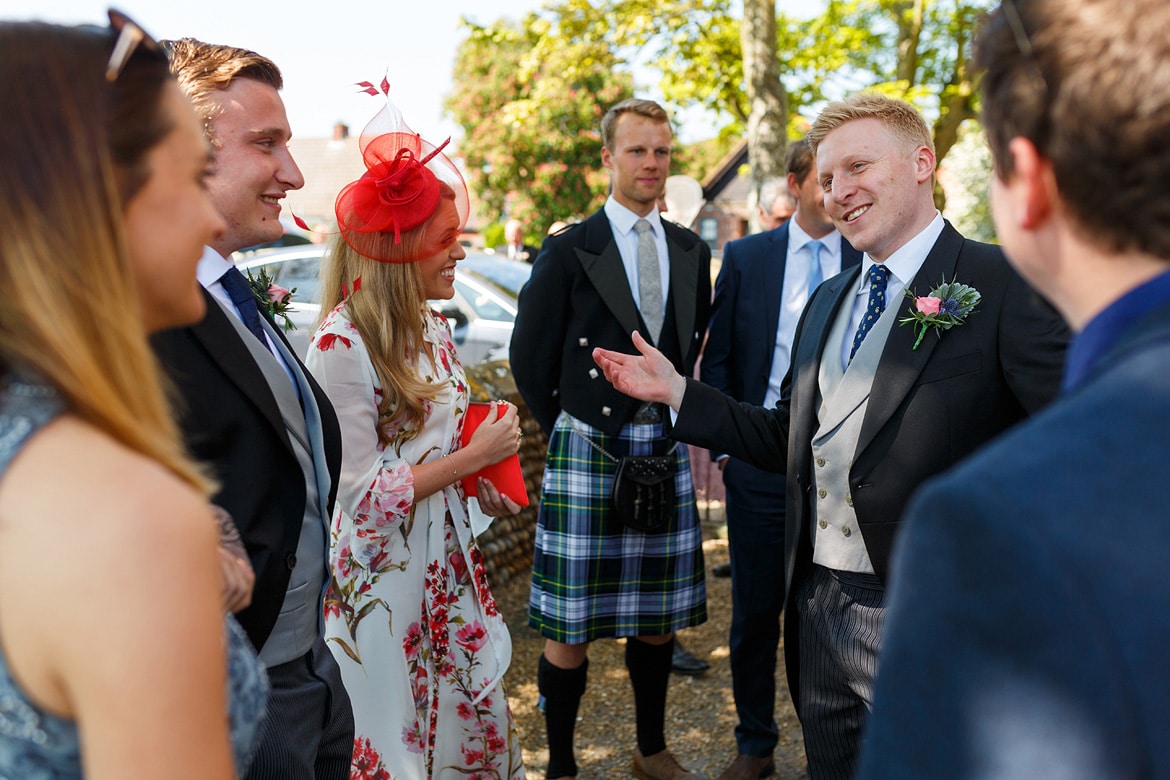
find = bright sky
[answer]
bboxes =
[5,1,823,145]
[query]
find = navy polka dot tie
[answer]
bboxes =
[849,264,891,363]
[220,266,272,354]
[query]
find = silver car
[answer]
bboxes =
[234,245,525,364]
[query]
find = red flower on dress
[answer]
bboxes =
[351,736,391,780]
[316,332,353,351]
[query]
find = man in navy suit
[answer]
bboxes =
[857,2,1170,778]
[593,93,1069,779]
[701,137,860,780]
[152,39,352,780]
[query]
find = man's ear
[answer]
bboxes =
[913,144,937,184]
[1006,137,1054,229]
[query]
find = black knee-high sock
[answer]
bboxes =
[625,636,674,757]
[538,654,588,778]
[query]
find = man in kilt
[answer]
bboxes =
[510,97,712,780]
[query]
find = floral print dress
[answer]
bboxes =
[307,304,524,780]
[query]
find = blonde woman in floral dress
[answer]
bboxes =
[306,91,526,780]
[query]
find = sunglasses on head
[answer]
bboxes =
[104,8,162,83]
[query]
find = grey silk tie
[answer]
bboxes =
[635,219,663,343]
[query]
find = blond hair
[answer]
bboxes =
[317,194,459,448]
[808,93,935,157]
[0,21,211,494]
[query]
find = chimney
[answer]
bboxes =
[333,122,349,141]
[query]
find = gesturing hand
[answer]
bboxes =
[592,331,688,409]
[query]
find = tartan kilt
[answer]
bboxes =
[528,410,707,643]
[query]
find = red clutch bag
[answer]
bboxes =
[459,402,529,507]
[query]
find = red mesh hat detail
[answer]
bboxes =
[335,88,469,263]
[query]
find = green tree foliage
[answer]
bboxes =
[445,13,632,235]
[447,0,994,234]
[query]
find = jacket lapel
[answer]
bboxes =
[857,223,965,456]
[193,291,291,448]
[665,228,700,353]
[577,210,644,340]
[791,266,860,458]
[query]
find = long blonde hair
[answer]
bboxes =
[0,21,212,495]
[317,190,457,447]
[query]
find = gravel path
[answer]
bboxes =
[494,505,811,779]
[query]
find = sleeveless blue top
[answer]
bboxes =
[0,376,268,778]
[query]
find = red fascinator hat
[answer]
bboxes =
[335,80,469,262]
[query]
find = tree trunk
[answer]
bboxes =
[740,0,788,234]
[895,0,925,86]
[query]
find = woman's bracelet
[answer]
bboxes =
[448,455,458,480]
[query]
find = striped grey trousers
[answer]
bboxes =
[245,635,354,780]
[796,564,886,780]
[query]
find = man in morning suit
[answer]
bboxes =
[592,92,1070,780]
[857,1,1170,777]
[701,136,861,780]
[151,40,353,780]
[511,98,711,780]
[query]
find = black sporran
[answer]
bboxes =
[611,454,676,533]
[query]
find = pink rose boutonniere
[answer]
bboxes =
[898,278,980,350]
[245,267,297,331]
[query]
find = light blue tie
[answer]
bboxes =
[806,239,824,296]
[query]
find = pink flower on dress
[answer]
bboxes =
[915,296,943,316]
[457,701,475,721]
[403,621,424,660]
[402,721,426,755]
[456,621,488,652]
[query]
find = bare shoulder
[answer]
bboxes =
[1,415,214,551]
[0,416,219,713]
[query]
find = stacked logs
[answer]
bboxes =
[465,360,546,586]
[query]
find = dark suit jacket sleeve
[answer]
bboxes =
[510,239,570,435]
[673,376,789,473]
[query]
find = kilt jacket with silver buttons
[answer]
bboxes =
[512,208,712,437]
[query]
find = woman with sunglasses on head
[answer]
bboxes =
[306,92,526,778]
[0,12,266,779]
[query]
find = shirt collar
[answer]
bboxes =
[856,211,944,290]
[604,195,663,237]
[787,218,842,256]
[196,245,234,289]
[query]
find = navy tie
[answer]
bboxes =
[849,264,891,363]
[220,266,271,353]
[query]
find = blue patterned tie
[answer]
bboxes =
[849,264,891,363]
[220,266,271,353]
[806,239,824,296]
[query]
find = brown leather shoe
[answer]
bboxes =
[716,753,775,780]
[632,748,702,780]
